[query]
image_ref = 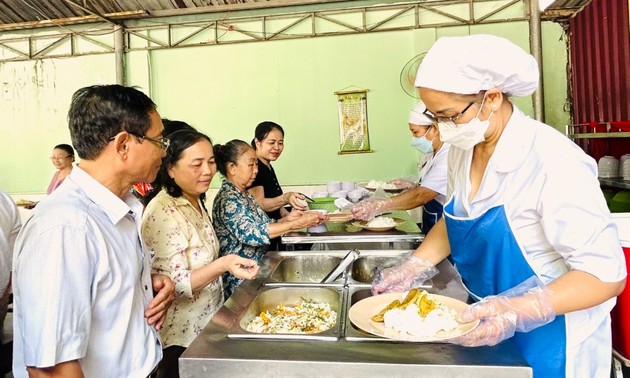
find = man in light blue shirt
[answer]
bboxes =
[12,85,175,377]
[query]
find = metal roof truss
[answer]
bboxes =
[0,0,529,62]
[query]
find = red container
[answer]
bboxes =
[611,214,630,359]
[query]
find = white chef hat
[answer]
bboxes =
[408,101,434,125]
[415,34,539,97]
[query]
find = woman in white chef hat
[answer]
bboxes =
[352,101,450,234]
[372,34,626,377]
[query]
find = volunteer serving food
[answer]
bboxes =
[372,34,626,377]
[352,102,449,234]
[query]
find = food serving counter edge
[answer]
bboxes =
[179,250,532,378]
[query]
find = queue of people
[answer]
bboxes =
[4,34,627,378]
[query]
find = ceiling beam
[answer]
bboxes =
[0,10,148,32]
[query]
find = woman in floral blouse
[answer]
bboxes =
[212,140,325,298]
[141,128,259,378]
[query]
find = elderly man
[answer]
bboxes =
[12,85,175,377]
[352,101,449,234]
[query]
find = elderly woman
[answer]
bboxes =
[373,34,626,377]
[47,143,75,194]
[213,139,325,298]
[141,129,259,378]
[352,102,449,234]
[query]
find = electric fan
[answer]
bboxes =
[399,52,426,99]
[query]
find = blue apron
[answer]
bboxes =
[444,198,566,377]
[421,198,443,234]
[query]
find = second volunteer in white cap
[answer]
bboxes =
[352,101,450,234]
[371,34,626,378]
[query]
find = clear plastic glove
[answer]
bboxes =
[351,198,392,221]
[452,281,556,347]
[389,178,418,190]
[371,255,438,295]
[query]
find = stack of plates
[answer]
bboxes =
[620,154,630,180]
[598,156,619,178]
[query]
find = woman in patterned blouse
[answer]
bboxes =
[212,140,326,298]
[141,128,260,378]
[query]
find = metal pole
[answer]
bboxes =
[114,25,125,85]
[529,0,544,122]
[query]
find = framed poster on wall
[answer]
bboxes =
[335,88,372,154]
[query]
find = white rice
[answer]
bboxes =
[366,216,396,228]
[366,180,397,190]
[383,300,459,338]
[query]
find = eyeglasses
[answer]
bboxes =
[49,155,71,161]
[423,101,475,124]
[130,133,170,151]
[110,132,170,151]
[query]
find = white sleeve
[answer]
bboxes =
[0,191,21,293]
[539,146,626,283]
[420,145,449,196]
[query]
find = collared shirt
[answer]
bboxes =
[0,190,20,296]
[212,179,271,298]
[12,166,161,378]
[419,143,450,205]
[447,106,626,284]
[141,189,223,348]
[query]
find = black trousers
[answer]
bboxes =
[155,345,186,378]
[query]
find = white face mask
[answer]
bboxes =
[438,96,493,151]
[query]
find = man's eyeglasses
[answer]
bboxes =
[110,132,170,151]
[423,101,475,124]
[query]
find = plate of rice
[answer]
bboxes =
[348,289,479,342]
[360,180,404,193]
[352,216,406,232]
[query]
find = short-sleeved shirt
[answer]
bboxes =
[212,179,271,298]
[0,190,20,297]
[249,159,283,220]
[12,166,161,378]
[419,143,450,205]
[141,189,223,348]
[0,190,20,340]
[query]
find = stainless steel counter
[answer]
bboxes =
[180,250,532,378]
[282,211,424,250]
[600,177,630,190]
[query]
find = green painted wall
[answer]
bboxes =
[0,20,569,194]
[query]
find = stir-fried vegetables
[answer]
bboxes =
[371,288,436,322]
[246,297,337,334]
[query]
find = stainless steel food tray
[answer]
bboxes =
[226,286,344,341]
